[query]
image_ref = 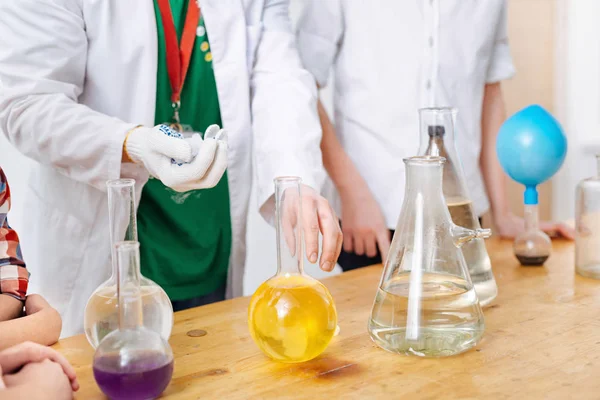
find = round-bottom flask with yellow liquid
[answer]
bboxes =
[249,274,337,363]
[248,177,338,363]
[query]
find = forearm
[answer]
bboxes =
[0,296,22,322]
[318,100,366,194]
[0,384,46,399]
[480,83,511,218]
[0,308,62,351]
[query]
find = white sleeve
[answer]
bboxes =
[0,0,136,191]
[486,1,516,83]
[251,0,325,222]
[295,0,343,87]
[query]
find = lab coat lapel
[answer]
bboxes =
[199,0,252,299]
[199,0,249,160]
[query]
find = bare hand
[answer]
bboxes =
[339,183,390,263]
[3,359,72,400]
[281,185,343,271]
[494,212,575,240]
[0,342,78,391]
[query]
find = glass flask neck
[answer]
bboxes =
[418,107,457,155]
[107,179,138,280]
[417,107,470,201]
[524,204,539,232]
[404,157,447,204]
[274,177,304,276]
[115,241,143,330]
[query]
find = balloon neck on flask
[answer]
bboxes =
[524,185,539,205]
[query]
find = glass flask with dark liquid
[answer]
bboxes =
[514,203,551,266]
[248,177,338,363]
[85,179,173,348]
[418,108,498,306]
[369,157,490,357]
[93,241,174,400]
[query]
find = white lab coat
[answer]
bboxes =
[0,0,324,337]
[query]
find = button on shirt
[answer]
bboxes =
[296,0,516,228]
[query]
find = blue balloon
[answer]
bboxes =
[497,105,567,188]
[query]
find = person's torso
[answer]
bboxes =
[137,0,231,301]
[332,0,505,227]
[24,0,266,336]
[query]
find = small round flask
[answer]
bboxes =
[513,202,551,266]
[496,105,567,266]
[248,177,337,363]
[85,179,173,348]
[93,242,174,400]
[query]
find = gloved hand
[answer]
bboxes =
[125,124,228,192]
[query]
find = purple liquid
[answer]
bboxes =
[93,351,174,400]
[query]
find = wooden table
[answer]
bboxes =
[55,239,600,399]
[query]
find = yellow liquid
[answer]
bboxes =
[248,274,337,363]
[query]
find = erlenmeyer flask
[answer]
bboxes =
[93,241,174,400]
[248,177,337,363]
[418,107,498,306]
[369,156,489,357]
[84,179,173,348]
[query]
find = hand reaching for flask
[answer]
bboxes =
[281,184,343,272]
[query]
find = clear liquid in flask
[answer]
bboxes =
[447,198,497,306]
[369,272,484,357]
[85,284,173,347]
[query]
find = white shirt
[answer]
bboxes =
[296,0,515,228]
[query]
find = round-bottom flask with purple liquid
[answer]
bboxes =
[93,242,174,400]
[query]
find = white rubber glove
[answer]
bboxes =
[125,124,228,192]
[176,125,228,191]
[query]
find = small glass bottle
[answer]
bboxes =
[418,108,498,306]
[93,241,174,400]
[85,179,173,348]
[369,156,488,357]
[575,155,600,278]
[248,177,338,363]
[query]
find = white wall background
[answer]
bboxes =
[553,0,600,222]
[0,0,339,297]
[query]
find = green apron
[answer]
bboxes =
[137,0,231,301]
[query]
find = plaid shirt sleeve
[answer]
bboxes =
[0,167,28,301]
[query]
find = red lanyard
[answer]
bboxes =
[156,0,201,105]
